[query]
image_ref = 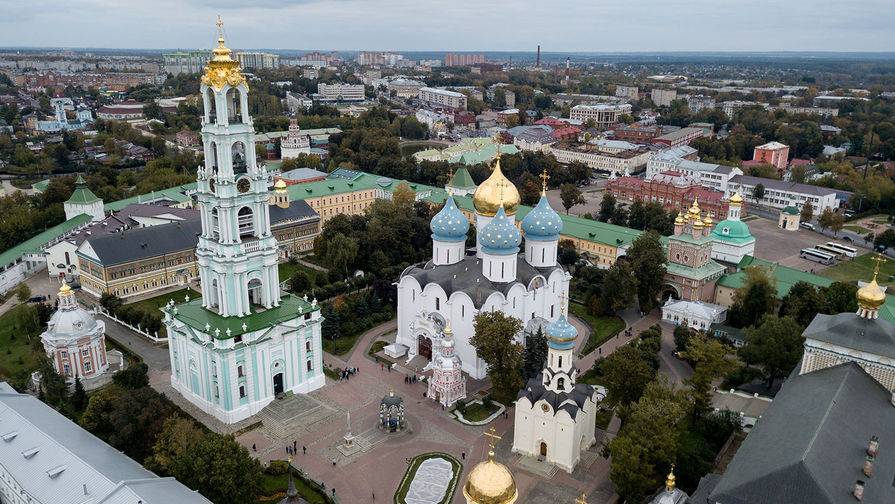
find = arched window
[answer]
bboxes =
[204,88,217,123]
[226,87,243,124]
[209,141,219,174]
[557,377,565,390]
[247,277,263,306]
[232,141,247,175]
[237,206,254,238]
[211,208,220,240]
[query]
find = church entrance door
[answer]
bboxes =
[418,334,432,360]
[540,442,548,457]
[273,372,284,395]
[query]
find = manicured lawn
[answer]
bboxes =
[457,400,500,422]
[126,287,201,313]
[368,340,388,356]
[394,452,462,504]
[277,261,326,285]
[323,333,363,356]
[569,303,626,355]
[0,305,43,388]
[819,252,895,287]
[258,464,331,504]
[843,225,871,235]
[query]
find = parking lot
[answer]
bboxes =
[747,216,867,273]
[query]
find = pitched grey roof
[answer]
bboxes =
[81,219,202,265]
[803,312,895,360]
[0,383,211,504]
[731,175,839,197]
[402,254,563,308]
[707,363,895,504]
[517,373,596,419]
[114,203,199,223]
[269,199,319,225]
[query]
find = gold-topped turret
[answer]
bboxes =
[729,191,743,205]
[687,197,701,219]
[463,427,518,504]
[59,282,72,294]
[472,136,520,216]
[201,16,248,91]
[665,464,676,492]
[857,255,887,315]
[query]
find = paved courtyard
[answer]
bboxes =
[747,215,837,272]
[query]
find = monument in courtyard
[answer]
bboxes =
[162,18,324,425]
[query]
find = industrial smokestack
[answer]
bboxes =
[536,45,540,67]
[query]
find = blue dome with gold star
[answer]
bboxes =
[546,314,577,350]
[430,196,469,242]
[522,194,563,241]
[480,206,521,255]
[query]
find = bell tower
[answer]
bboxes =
[195,17,281,317]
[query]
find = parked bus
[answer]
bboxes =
[815,244,846,258]
[800,248,836,265]
[825,242,858,258]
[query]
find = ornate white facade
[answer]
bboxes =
[396,163,570,380]
[163,23,324,425]
[426,323,467,407]
[512,312,600,473]
[280,118,310,159]
[40,283,108,382]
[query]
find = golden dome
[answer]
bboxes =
[666,465,677,492]
[463,457,518,504]
[59,282,72,294]
[472,154,520,217]
[274,179,287,191]
[674,214,685,225]
[703,215,713,226]
[729,192,743,205]
[858,256,887,310]
[692,217,704,229]
[201,17,248,91]
[687,197,701,217]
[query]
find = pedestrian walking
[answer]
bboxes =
[372,491,375,500]
[252,443,256,452]
[302,445,307,455]
[293,440,297,453]
[461,452,466,460]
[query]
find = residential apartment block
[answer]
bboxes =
[569,103,633,130]
[316,82,365,102]
[727,175,842,214]
[418,87,467,110]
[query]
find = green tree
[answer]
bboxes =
[598,260,636,314]
[609,380,685,502]
[829,212,844,236]
[740,315,804,388]
[625,231,667,313]
[38,354,68,410]
[727,266,777,328]
[16,283,31,303]
[874,229,895,250]
[628,200,646,230]
[557,239,579,267]
[778,281,828,327]
[818,207,835,232]
[146,416,203,475]
[70,376,87,412]
[683,333,736,418]
[799,203,814,223]
[673,324,692,353]
[600,345,656,407]
[324,232,359,277]
[471,311,524,403]
[753,183,765,200]
[168,432,263,504]
[80,386,176,463]
[559,183,585,214]
[289,270,313,293]
[598,193,616,222]
[113,362,149,389]
[521,327,548,381]
[824,281,858,314]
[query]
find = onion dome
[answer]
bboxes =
[274,179,287,191]
[479,206,521,255]
[858,272,887,310]
[463,453,518,504]
[546,313,578,350]
[686,198,701,220]
[692,217,704,230]
[473,154,520,217]
[521,194,563,241]
[430,196,469,242]
[674,213,686,225]
[729,192,744,206]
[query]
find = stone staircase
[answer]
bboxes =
[258,393,341,440]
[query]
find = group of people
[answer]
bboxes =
[338,366,359,381]
[404,374,421,385]
[283,440,306,457]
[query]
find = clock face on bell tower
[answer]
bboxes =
[237,177,250,193]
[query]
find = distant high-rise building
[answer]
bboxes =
[356,51,404,67]
[444,53,485,66]
[317,82,365,102]
[163,50,210,75]
[615,85,639,100]
[651,88,678,107]
[235,52,279,70]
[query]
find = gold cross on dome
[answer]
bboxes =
[448,165,454,182]
[539,169,550,193]
[872,254,887,278]
[484,426,502,448]
[559,291,568,314]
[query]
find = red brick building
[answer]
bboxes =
[552,125,582,142]
[607,170,733,220]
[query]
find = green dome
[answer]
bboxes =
[711,219,754,244]
[782,206,799,215]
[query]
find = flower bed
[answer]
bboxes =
[394,452,462,504]
[453,398,505,426]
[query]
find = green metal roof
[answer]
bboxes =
[717,256,834,299]
[782,206,799,215]
[711,219,754,244]
[66,176,101,205]
[666,260,726,281]
[449,167,476,189]
[0,214,92,268]
[170,294,319,340]
[104,183,196,212]
[31,179,49,193]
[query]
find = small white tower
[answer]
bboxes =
[521,170,563,268]
[430,195,469,266]
[479,205,521,283]
[64,175,104,222]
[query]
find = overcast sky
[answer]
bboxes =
[0,0,893,52]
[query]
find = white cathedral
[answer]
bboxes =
[396,159,571,380]
[162,22,324,424]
